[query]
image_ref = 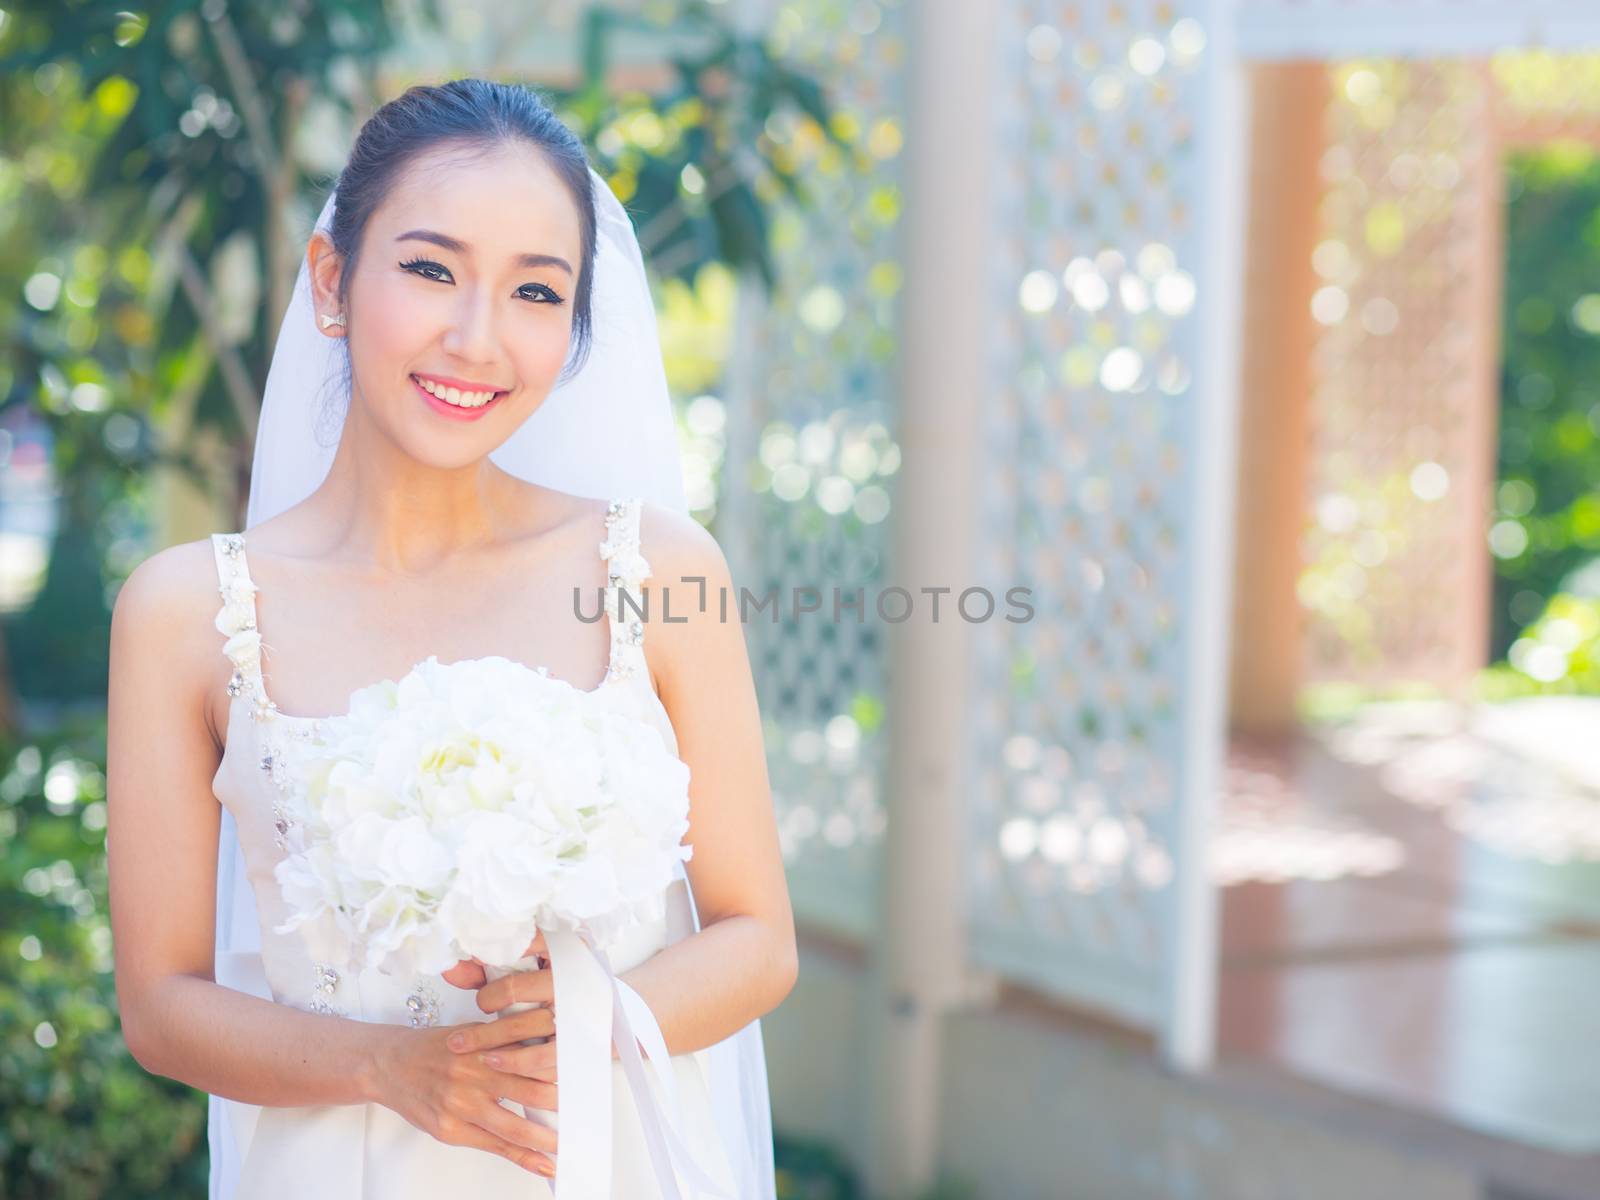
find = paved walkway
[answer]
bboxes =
[1216,697,1600,1156]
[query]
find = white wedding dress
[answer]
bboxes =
[206,496,747,1199]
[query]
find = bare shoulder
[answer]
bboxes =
[110,536,229,739]
[113,536,224,633]
[635,498,732,594]
[633,500,748,701]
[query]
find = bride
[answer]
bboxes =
[104,78,793,1198]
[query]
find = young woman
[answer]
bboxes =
[106,78,792,1199]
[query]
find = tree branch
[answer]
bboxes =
[174,246,261,451]
[204,3,281,181]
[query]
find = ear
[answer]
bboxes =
[306,229,345,337]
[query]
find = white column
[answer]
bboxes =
[863,0,1000,1193]
[1166,0,1249,1071]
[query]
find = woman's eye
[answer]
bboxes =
[400,258,451,282]
[400,259,563,305]
[518,284,565,305]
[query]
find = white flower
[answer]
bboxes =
[599,537,651,586]
[272,653,695,976]
[215,578,259,636]
[220,628,263,677]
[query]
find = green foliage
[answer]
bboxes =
[0,707,948,1197]
[1299,587,1600,711]
[0,716,208,1197]
[7,514,114,702]
[1477,590,1600,698]
[776,1131,864,1200]
[0,2,845,701]
[1494,145,1600,660]
[0,7,861,1189]
[566,4,853,291]
[0,0,420,702]
[1297,677,1448,724]
[773,1131,979,1200]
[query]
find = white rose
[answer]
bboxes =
[214,577,260,636]
[220,628,263,677]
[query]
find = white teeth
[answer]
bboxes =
[415,377,497,408]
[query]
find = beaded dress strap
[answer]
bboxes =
[598,496,650,683]
[209,532,277,721]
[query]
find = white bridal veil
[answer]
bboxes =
[208,168,775,1199]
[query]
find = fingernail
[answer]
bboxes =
[448,1033,466,1049]
[481,1053,502,1067]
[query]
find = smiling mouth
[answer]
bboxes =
[410,374,507,409]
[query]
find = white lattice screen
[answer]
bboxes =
[965,0,1235,1036]
[720,1,909,939]
[1298,61,1497,686]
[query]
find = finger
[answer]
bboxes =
[474,1095,560,1157]
[479,1040,559,1083]
[477,967,554,1015]
[450,1117,556,1178]
[441,960,487,990]
[448,1008,556,1053]
[485,1071,559,1114]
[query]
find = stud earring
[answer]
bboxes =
[319,312,346,330]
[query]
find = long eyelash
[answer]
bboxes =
[519,283,566,306]
[399,257,450,280]
[399,257,564,305]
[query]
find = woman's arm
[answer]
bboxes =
[107,539,611,1177]
[106,546,557,1177]
[106,540,392,1105]
[614,505,798,1055]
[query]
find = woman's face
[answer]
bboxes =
[309,140,584,468]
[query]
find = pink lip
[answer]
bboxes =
[413,371,505,392]
[409,374,506,422]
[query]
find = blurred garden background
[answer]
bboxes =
[3,1,1600,1198]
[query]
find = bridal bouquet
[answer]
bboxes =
[270,654,695,979]
[271,653,735,1198]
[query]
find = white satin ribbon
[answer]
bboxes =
[486,926,734,1199]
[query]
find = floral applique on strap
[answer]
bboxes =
[209,531,320,852]
[599,497,651,682]
[209,532,276,721]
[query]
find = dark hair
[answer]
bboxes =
[315,77,598,434]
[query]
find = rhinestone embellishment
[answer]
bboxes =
[211,531,322,851]
[597,498,650,679]
[405,979,441,1028]
[309,961,345,1016]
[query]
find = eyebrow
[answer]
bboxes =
[394,229,573,276]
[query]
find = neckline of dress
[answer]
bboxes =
[223,496,645,729]
[256,653,624,728]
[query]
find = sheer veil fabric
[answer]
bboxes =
[208,170,776,1198]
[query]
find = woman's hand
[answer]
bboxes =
[441,929,561,1082]
[440,927,562,1087]
[365,1021,558,1179]
[441,928,548,991]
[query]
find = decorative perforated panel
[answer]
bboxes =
[1297,53,1600,686]
[1299,61,1495,686]
[967,1,1217,1026]
[721,0,908,938]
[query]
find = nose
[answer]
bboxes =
[440,281,499,367]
